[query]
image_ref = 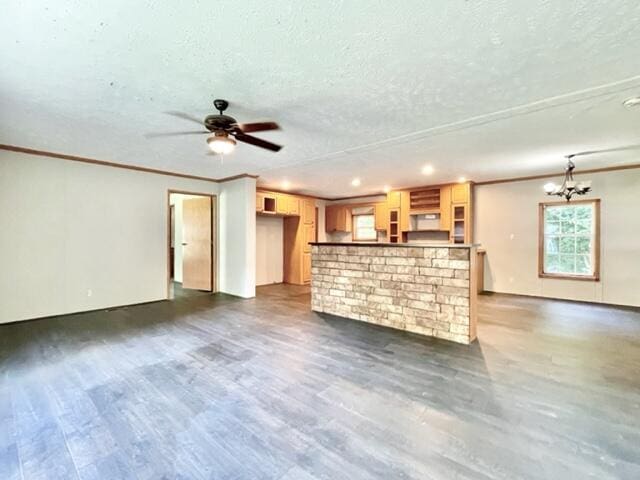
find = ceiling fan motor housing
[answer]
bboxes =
[204,114,237,132]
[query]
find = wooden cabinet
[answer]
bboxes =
[276,194,288,215]
[325,205,351,232]
[451,203,469,244]
[256,193,265,213]
[256,191,304,216]
[452,183,470,203]
[400,191,411,233]
[288,196,300,216]
[388,208,400,243]
[439,185,451,231]
[374,202,387,231]
[284,197,316,285]
[387,191,401,209]
[302,253,312,283]
[256,192,277,214]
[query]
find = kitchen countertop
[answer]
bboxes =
[310,242,480,248]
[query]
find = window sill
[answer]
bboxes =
[539,272,600,282]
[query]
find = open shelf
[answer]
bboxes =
[410,188,440,211]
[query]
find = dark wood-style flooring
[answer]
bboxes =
[1,284,639,479]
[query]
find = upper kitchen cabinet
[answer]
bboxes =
[374,202,387,231]
[451,183,471,203]
[325,205,352,233]
[256,190,304,217]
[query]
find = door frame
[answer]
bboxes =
[166,189,218,299]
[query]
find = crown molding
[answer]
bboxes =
[0,144,259,183]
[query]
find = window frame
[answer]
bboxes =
[352,213,377,242]
[538,199,600,281]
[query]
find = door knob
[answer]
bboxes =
[182,242,188,246]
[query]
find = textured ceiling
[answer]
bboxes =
[1,1,640,197]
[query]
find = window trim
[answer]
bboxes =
[352,213,377,242]
[538,198,600,281]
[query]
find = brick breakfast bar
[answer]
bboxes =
[310,242,478,344]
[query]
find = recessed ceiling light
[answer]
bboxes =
[383,185,391,193]
[421,165,434,175]
[351,178,361,187]
[458,176,466,183]
[623,96,640,109]
[281,180,291,190]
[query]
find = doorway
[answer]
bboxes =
[167,191,217,299]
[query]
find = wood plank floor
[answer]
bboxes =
[1,285,639,479]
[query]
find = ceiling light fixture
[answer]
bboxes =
[544,155,592,202]
[623,96,640,109]
[281,180,291,190]
[458,176,466,183]
[207,132,236,154]
[351,178,361,187]
[383,185,391,193]
[422,165,434,175]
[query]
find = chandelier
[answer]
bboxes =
[544,155,592,202]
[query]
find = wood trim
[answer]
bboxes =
[538,198,601,282]
[167,190,218,299]
[219,173,259,182]
[0,144,258,183]
[476,164,640,186]
[256,187,324,201]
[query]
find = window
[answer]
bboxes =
[352,214,377,241]
[539,199,600,280]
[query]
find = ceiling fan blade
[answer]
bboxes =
[164,111,204,126]
[570,144,640,158]
[237,122,280,133]
[144,131,209,138]
[235,132,282,152]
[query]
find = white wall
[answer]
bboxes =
[256,216,283,285]
[474,168,640,307]
[0,151,256,323]
[218,176,256,298]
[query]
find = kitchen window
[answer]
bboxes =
[352,214,377,241]
[539,199,600,280]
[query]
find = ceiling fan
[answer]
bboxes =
[146,99,282,154]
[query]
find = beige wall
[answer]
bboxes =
[474,168,640,307]
[0,151,255,323]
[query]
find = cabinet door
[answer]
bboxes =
[451,203,468,244]
[288,196,300,216]
[276,194,288,215]
[256,193,265,213]
[302,252,312,283]
[374,202,388,231]
[325,205,337,232]
[400,191,411,233]
[336,206,352,232]
[303,223,315,253]
[387,191,401,209]
[303,199,315,224]
[439,186,451,231]
[451,183,470,203]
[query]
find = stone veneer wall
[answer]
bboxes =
[311,245,476,344]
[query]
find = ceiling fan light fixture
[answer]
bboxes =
[207,132,236,154]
